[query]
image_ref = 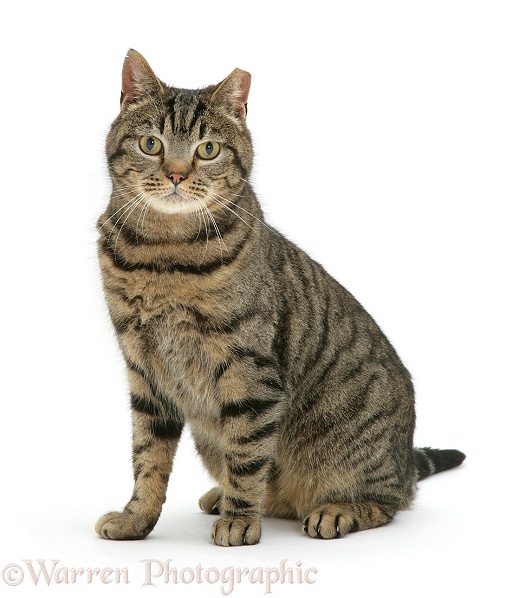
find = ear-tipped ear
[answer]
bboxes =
[211,68,251,120]
[120,49,163,108]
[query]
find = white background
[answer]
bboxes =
[1,1,511,596]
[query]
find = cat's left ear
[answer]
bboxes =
[211,69,251,120]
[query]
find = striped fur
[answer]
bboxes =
[95,50,465,546]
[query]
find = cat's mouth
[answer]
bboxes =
[163,185,192,202]
[148,188,203,215]
[163,187,196,205]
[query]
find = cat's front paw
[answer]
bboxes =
[95,510,156,541]
[199,487,222,514]
[211,516,261,546]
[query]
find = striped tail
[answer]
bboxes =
[414,447,466,481]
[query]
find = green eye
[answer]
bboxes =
[196,141,220,160]
[139,135,162,155]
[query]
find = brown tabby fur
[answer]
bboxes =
[95,50,465,546]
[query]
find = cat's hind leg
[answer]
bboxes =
[199,487,222,515]
[302,501,395,539]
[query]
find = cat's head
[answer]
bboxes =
[106,50,253,221]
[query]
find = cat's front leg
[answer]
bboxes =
[211,355,284,546]
[96,365,184,540]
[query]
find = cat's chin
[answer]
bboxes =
[147,195,202,216]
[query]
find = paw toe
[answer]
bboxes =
[302,507,349,539]
[211,516,261,546]
[95,511,153,541]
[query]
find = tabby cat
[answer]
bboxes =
[95,50,465,546]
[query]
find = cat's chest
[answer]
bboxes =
[102,264,225,415]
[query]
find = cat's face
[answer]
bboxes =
[106,50,253,222]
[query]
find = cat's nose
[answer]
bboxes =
[167,172,187,185]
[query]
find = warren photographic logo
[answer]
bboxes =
[2,559,318,595]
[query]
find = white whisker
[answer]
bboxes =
[101,191,142,229]
[198,198,228,258]
[211,192,275,233]
[191,205,204,243]
[135,191,155,243]
[195,203,210,264]
[139,194,154,240]
[206,193,255,232]
[107,194,146,242]
[200,206,211,263]
[114,193,149,255]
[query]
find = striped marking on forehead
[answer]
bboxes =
[164,92,209,137]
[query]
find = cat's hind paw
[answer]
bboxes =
[302,505,353,539]
[211,516,261,546]
[198,487,222,515]
[302,501,395,539]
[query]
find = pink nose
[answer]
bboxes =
[168,173,186,185]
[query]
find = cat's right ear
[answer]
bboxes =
[120,49,163,109]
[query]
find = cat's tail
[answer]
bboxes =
[414,447,466,481]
